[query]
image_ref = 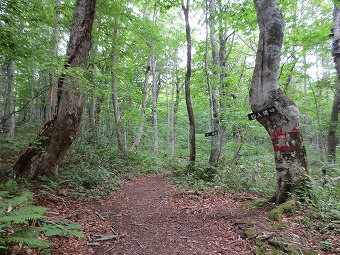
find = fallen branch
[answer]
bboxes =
[95,235,117,241]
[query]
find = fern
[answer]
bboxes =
[5,236,50,248]
[0,179,83,252]
[0,180,49,251]
[0,206,47,224]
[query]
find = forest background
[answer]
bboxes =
[0,0,339,252]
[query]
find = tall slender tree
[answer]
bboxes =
[131,56,151,151]
[182,0,196,164]
[250,0,309,204]
[111,18,126,151]
[1,59,15,137]
[14,0,97,178]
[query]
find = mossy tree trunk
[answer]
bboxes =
[250,0,309,204]
[13,0,96,179]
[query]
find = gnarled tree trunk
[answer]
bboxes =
[13,0,96,179]
[250,0,309,204]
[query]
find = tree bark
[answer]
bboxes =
[250,0,309,204]
[0,59,5,131]
[206,0,221,167]
[131,4,152,151]
[48,0,61,120]
[13,0,96,179]
[151,54,159,155]
[1,60,16,137]
[328,4,340,162]
[182,0,196,164]
[111,19,126,151]
[131,56,151,151]
[87,42,98,145]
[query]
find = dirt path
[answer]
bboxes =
[42,173,339,255]
[47,173,253,254]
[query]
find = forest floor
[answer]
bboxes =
[31,172,339,255]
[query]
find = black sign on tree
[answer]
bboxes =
[248,106,277,120]
[205,131,218,137]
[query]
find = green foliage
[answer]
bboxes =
[0,180,84,253]
[0,180,50,251]
[53,143,164,198]
[318,238,333,251]
[43,220,83,238]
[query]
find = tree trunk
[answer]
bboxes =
[151,55,159,155]
[165,39,171,155]
[250,0,309,204]
[328,88,340,162]
[48,0,61,120]
[13,0,96,179]
[131,4,151,151]
[182,0,196,164]
[131,56,151,151]
[87,41,99,145]
[111,19,126,151]
[0,58,6,131]
[1,60,16,137]
[206,0,220,167]
[328,4,340,162]
[170,73,182,158]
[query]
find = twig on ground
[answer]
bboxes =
[95,211,105,220]
[87,242,100,246]
[45,211,60,215]
[226,235,242,245]
[104,246,115,254]
[133,239,141,246]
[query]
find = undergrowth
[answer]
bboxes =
[54,143,163,198]
[0,180,49,252]
[0,180,83,253]
[169,149,340,236]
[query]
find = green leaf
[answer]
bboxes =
[67,231,84,238]
[45,228,64,237]
[66,223,81,229]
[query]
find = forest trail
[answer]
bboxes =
[46,173,254,254]
[42,173,339,255]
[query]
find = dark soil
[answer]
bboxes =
[30,173,340,254]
